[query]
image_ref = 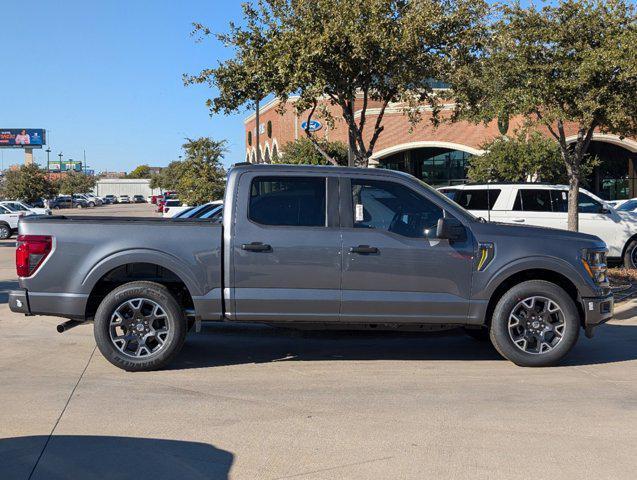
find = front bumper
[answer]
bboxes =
[581,293,614,337]
[9,288,31,315]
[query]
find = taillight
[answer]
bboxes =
[16,235,52,277]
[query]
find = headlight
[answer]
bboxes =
[581,248,608,286]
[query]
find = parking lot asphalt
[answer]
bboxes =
[1,203,637,480]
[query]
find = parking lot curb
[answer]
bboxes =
[613,297,637,317]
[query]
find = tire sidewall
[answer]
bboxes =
[94,282,187,371]
[490,280,580,367]
[0,224,10,240]
[623,240,637,268]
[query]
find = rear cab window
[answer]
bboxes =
[249,176,327,227]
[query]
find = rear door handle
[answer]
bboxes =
[350,245,379,254]
[511,218,525,223]
[241,242,272,252]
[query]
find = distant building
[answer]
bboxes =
[93,179,161,198]
[148,166,163,175]
[245,94,637,200]
[98,171,127,179]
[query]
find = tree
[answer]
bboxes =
[58,171,97,195]
[185,3,281,163]
[187,0,487,167]
[128,165,151,178]
[176,137,226,205]
[149,161,185,192]
[453,0,637,231]
[278,138,348,166]
[467,131,598,184]
[1,164,57,203]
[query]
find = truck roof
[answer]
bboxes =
[229,163,416,181]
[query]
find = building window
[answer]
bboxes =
[247,131,252,146]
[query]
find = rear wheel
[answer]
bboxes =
[94,281,187,371]
[0,223,11,240]
[490,280,579,367]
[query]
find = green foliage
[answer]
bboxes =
[468,132,599,183]
[2,164,57,203]
[278,138,348,166]
[149,161,185,191]
[187,0,487,166]
[176,137,227,205]
[58,171,97,195]
[453,0,637,230]
[127,165,151,178]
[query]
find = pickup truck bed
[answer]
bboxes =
[13,216,222,321]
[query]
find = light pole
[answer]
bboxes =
[45,148,51,169]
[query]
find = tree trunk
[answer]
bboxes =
[567,174,579,232]
[255,98,261,163]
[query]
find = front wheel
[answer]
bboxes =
[490,280,580,367]
[94,281,187,371]
[623,239,637,268]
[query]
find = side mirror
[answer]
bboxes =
[436,217,466,242]
[600,206,611,214]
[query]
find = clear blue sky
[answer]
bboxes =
[1,0,247,172]
[1,0,533,173]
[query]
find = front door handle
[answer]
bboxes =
[350,245,379,254]
[241,242,272,252]
[511,218,525,223]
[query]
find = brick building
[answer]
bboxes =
[245,95,637,200]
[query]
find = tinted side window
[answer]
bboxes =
[249,177,326,227]
[455,189,501,210]
[513,189,553,212]
[352,179,443,238]
[551,190,603,213]
[578,192,603,213]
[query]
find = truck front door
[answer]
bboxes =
[231,173,342,322]
[340,176,474,323]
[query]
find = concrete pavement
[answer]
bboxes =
[1,203,636,479]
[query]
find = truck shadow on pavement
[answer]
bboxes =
[0,435,233,480]
[170,321,637,370]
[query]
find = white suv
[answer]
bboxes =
[439,184,637,266]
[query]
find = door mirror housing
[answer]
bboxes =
[436,217,466,242]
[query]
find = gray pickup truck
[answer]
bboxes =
[10,164,613,371]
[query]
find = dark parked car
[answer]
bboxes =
[10,165,613,371]
[104,195,118,204]
[50,195,89,209]
[132,195,145,203]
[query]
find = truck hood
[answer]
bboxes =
[470,220,606,249]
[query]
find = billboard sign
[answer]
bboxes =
[48,160,83,172]
[0,129,46,148]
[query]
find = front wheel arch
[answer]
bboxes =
[484,269,582,328]
[621,235,637,268]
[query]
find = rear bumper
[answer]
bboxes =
[581,293,613,335]
[9,288,88,319]
[9,289,31,314]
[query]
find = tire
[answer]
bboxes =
[76,204,83,209]
[489,280,580,367]
[89,202,95,207]
[94,281,187,372]
[464,327,490,341]
[0,223,11,240]
[623,239,637,268]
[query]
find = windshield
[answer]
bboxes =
[4,202,28,211]
[618,200,637,212]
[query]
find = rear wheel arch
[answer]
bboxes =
[621,234,637,267]
[85,262,195,320]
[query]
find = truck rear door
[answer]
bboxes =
[229,172,341,322]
